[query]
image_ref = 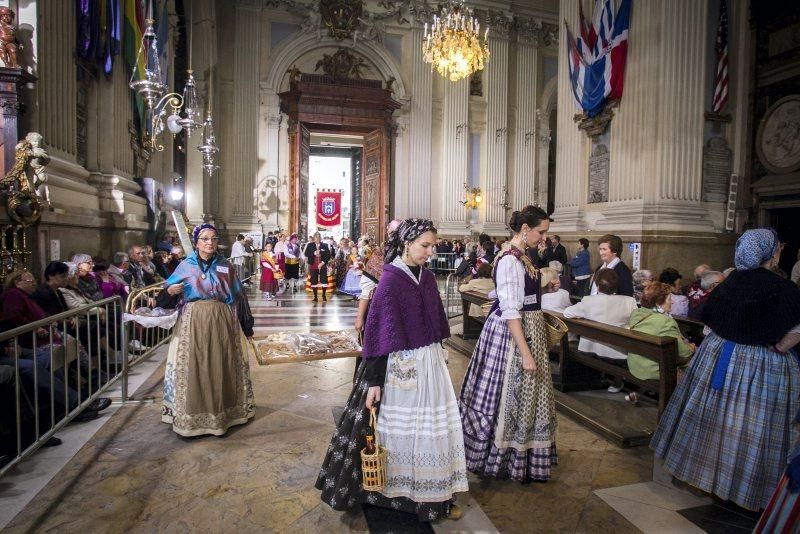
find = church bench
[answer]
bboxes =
[549,311,679,419]
[460,290,489,340]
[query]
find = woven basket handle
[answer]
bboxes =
[369,407,380,449]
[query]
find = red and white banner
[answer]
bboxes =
[316,190,342,227]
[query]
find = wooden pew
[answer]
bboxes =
[460,290,490,340]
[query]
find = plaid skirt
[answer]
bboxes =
[459,310,557,482]
[651,332,800,511]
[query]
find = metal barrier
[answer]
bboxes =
[0,296,126,477]
[443,273,464,319]
[429,252,460,275]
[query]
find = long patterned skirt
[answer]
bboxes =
[316,346,466,521]
[459,310,558,482]
[162,300,255,437]
[339,270,362,297]
[651,333,800,511]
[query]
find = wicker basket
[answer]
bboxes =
[543,312,569,348]
[360,408,387,492]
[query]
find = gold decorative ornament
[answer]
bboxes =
[422,0,490,82]
[320,0,363,41]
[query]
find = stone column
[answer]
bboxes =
[403,26,433,219]
[436,77,470,235]
[482,15,512,234]
[511,21,540,211]
[227,2,261,228]
[536,118,552,208]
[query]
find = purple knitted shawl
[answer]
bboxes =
[361,263,450,358]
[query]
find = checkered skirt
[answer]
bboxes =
[459,311,557,482]
[651,332,800,511]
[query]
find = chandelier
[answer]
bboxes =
[197,73,219,176]
[422,1,490,82]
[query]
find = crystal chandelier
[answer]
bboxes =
[175,1,203,138]
[422,1,490,82]
[197,73,219,175]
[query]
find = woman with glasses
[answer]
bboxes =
[161,223,255,437]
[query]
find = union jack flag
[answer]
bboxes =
[712,0,729,113]
[565,0,632,118]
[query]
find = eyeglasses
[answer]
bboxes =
[198,237,219,242]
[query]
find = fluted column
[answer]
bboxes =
[437,78,470,235]
[512,31,539,210]
[404,27,433,219]
[228,3,261,226]
[483,33,510,234]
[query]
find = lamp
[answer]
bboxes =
[422,0,490,82]
[197,71,219,175]
[459,183,482,209]
[175,1,203,138]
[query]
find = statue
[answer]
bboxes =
[0,133,47,225]
[298,3,323,41]
[26,133,51,206]
[0,7,18,68]
[315,48,369,80]
[352,11,385,47]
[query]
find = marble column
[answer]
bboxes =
[511,27,539,211]
[437,78,470,235]
[482,28,511,234]
[227,2,261,228]
[403,26,433,219]
[551,0,587,231]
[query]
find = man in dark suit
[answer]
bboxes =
[589,234,633,297]
[551,235,568,266]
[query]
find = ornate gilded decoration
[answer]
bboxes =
[320,0,364,41]
[315,48,369,79]
[0,7,19,68]
[0,133,51,226]
[573,102,618,139]
[423,1,490,82]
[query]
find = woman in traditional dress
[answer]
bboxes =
[333,238,351,287]
[459,205,558,483]
[259,242,283,299]
[161,223,255,437]
[284,233,301,293]
[651,228,800,511]
[316,218,467,521]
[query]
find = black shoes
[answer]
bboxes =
[87,397,112,412]
[42,436,62,447]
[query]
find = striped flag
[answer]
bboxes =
[712,0,729,113]
[565,0,631,117]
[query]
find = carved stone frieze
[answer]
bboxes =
[482,10,513,40]
[314,48,369,79]
[515,16,559,47]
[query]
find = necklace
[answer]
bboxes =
[199,257,213,280]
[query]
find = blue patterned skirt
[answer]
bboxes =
[651,332,800,511]
[459,310,557,482]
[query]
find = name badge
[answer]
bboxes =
[216,266,229,274]
[523,294,538,305]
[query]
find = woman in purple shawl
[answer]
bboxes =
[459,205,558,482]
[316,219,468,521]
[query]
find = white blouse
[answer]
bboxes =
[495,254,526,321]
[541,289,572,313]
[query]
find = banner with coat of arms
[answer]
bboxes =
[316,190,342,227]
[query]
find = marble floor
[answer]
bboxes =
[0,288,705,533]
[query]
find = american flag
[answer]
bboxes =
[712,0,729,113]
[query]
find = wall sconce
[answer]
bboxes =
[459,183,482,209]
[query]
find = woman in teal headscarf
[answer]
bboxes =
[651,228,800,511]
[161,223,255,437]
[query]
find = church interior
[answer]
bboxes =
[1,0,800,532]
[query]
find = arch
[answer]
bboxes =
[265,32,408,101]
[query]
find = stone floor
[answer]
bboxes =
[2,289,657,533]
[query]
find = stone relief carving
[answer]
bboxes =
[320,0,363,41]
[756,95,800,174]
[515,16,559,46]
[481,10,512,39]
[315,48,369,79]
[365,181,377,218]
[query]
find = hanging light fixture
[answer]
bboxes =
[197,71,219,175]
[422,0,490,82]
[175,1,203,137]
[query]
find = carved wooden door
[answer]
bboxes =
[361,129,386,241]
[290,123,311,241]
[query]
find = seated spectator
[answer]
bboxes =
[658,268,689,317]
[76,261,103,301]
[153,250,171,279]
[549,260,574,294]
[540,267,572,313]
[632,269,654,305]
[0,270,52,349]
[70,253,93,266]
[591,234,634,297]
[459,264,495,317]
[627,282,696,386]
[126,245,156,289]
[167,246,184,274]
[32,261,70,316]
[60,264,105,318]
[480,240,496,265]
[93,259,127,299]
[563,269,638,391]
[791,249,800,285]
[687,270,724,321]
[569,238,592,296]
[108,252,131,286]
[683,264,709,296]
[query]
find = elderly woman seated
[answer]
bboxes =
[658,268,690,317]
[632,269,654,305]
[540,267,572,313]
[626,282,696,402]
[458,263,495,318]
[548,260,574,294]
[563,268,638,392]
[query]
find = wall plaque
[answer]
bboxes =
[702,137,732,202]
[587,143,609,203]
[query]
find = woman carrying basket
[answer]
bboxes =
[316,218,468,521]
[459,205,558,483]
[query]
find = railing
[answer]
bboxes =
[0,282,181,478]
[428,252,460,275]
[443,273,464,319]
[0,296,126,477]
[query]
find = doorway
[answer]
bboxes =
[308,136,363,240]
[769,207,800,275]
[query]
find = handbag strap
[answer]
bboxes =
[369,407,380,449]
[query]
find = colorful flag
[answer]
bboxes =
[101,0,122,77]
[565,0,631,117]
[316,191,342,227]
[712,0,729,113]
